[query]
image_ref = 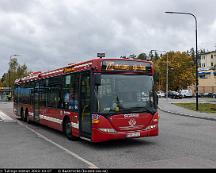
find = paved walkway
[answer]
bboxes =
[158,98,216,121]
[0,110,15,122]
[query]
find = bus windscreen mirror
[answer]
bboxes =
[94,74,101,86]
[154,91,158,108]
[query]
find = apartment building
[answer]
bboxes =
[200,51,216,68]
[198,51,216,94]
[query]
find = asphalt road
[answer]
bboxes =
[1,102,216,168]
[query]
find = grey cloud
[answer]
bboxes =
[0,0,216,77]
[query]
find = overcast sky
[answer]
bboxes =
[1,0,216,76]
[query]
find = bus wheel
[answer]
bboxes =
[23,110,27,122]
[63,118,77,140]
[20,109,24,121]
[26,111,31,124]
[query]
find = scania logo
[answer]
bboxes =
[128,118,136,127]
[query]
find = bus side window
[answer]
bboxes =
[63,74,79,111]
[63,89,70,109]
[47,87,61,108]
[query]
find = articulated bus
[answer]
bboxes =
[14,58,159,142]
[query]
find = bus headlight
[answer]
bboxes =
[145,125,157,130]
[98,128,116,133]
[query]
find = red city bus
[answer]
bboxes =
[14,58,159,142]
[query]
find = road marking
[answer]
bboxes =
[0,111,15,122]
[16,120,98,169]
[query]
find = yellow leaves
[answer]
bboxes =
[156,51,196,91]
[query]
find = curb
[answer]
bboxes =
[158,106,216,122]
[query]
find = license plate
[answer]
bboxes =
[126,132,140,138]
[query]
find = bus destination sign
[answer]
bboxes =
[102,60,151,72]
[63,67,75,73]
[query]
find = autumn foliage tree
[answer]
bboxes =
[156,51,195,91]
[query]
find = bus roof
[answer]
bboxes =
[15,58,153,85]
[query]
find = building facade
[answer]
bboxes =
[198,51,216,94]
[200,51,216,68]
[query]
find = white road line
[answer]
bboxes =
[0,111,14,122]
[16,120,98,169]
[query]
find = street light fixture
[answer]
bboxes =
[150,50,169,100]
[165,11,199,111]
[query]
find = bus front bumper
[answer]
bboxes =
[91,126,159,143]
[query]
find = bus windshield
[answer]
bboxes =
[94,74,157,115]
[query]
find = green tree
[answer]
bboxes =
[128,54,136,59]
[120,55,127,59]
[148,51,160,61]
[189,48,195,63]
[0,58,31,88]
[136,53,148,60]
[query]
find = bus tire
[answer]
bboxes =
[20,108,24,121]
[26,110,31,124]
[23,109,28,122]
[63,117,77,140]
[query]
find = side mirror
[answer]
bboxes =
[94,74,101,86]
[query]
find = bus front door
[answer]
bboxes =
[79,72,92,139]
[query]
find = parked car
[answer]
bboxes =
[203,92,209,97]
[179,89,193,98]
[157,91,165,98]
[168,91,183,99]
[209,93,216,98]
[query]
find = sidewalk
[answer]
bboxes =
[158,98,216,121]
[0,101,15,122]
[0,110,15,122]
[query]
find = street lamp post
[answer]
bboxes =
[165,11,199,111]
[151,50,169,100]
[166,53,168,100]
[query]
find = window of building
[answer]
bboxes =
[211,62,214,67]
[199,74,205,79]
[211,55,213,59]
